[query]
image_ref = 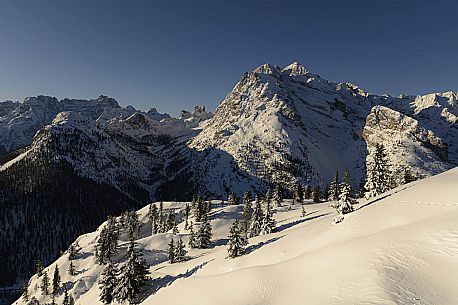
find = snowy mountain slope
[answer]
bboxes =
[0,95,136,154]
[15,166,458,305]
[189,62,457,194]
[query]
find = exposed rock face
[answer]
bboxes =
[363,106,451,178]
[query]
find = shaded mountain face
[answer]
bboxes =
[1,62,457,287]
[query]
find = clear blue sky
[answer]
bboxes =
[0,0,457,115]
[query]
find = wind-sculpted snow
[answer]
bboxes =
[14,167,458,305]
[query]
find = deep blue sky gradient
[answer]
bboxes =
[0,0,457,115]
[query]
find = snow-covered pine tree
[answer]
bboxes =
[228,192,239,205]
[365,143,392,198]
[172,222,179,235]
[68,243,80,260]
[301,205,306,217]
[41,271,49,295]
[35,260,44,277]
[52,265,61,294]
[329,170,340,201]
[260,198,276,235]
[184,203,190,230]
[174,238,187,262]
[99,261,118,304]
[249,196,264,237]
[126,211,141,241]
[304,185,312,199]
[166,212,175,232]
[337,169,355,215]
[148,203,159,235]
[158,201,164,233]
[227,220,245,258]
[69,295,75,305]
[241,192,253,241]
[313,186,321,203]
[168,239,175,263]
[197,212,212,248]
[96,215,120,264]
[273,184,283,207]
[114,240,149,304]
[62,289,70,305]
[21,281,28,301]
[188,222,197,248]
[294,183,304,203]
[68,261,76,276]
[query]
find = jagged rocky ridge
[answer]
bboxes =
[1,62,457,288]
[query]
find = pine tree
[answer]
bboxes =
[41,271,50,295]
[166,212,176,232]
[241,192,253,241]
[172,222,179,235]
[329,170,340,201]
[228,192,239,205]
[126,211,141,241]
[21,281,29,301]
[365,143,392,198]
[273,184,283,206]
[197,213,212,248]
[304,185,312,199]
[69,294,75,305]
[96,215,119,264]
[68,243,80,260]
[337,169,355,215]
[249,196,264,237]
[313,186,321,203]
[295,183,304,203]
[158,201,164,233]
[168,238,175,263]
[52,265,61,294]
[114,240,149,304]
[227,221,245,258]
[148,203,159,234]
[62,289,70,305]
[99,261,118,304]
[260,199,276,235]
[68,261,76,276]
[301,205,306,217]
[35,259,44,277]
[184,203,190,230]
[188,222,197,248]
[174,238,187,262]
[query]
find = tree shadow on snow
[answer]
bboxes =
[138,260,213,302]
[275,213,330,232]
[245,236,284,255]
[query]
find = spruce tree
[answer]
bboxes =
[228,192,239,205]
[158,201,164,233]
[174,238,187,262]
[96,215,119,264]
[337,169,355,215]
[301,205,306,217]
[295,183,304,203]
[99,261,118,304]
[249,196,264,237]
[241,192,253,241]
[166,212,176,232]
[313,186,321,203]
[273,184,283,206]
[227,220,245,258]
[148,203,159,235]
[365,143,392,198]
[184,203,190,230]
[197,213,212,248]
[52,265,61,295]
[329,170,340,201]
[35,259,44,277]
[41,271,50,295]
[188,222,197,248]
[260,199,276,235]
[21,281,29,301]
[114,240,149,304]
[304,185,312,199]
[68,261,76,276]
[62,289,70,305]
[126,211,141,241]
[168,239,175,263]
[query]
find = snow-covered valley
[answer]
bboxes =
[14,166,458,305]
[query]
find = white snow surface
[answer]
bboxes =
[15,167,458,305]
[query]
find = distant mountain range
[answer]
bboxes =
[1,62,457,288]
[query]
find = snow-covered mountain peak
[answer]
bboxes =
[253,63,282,75]
[281,61,309,76]
[50,111,93,128]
